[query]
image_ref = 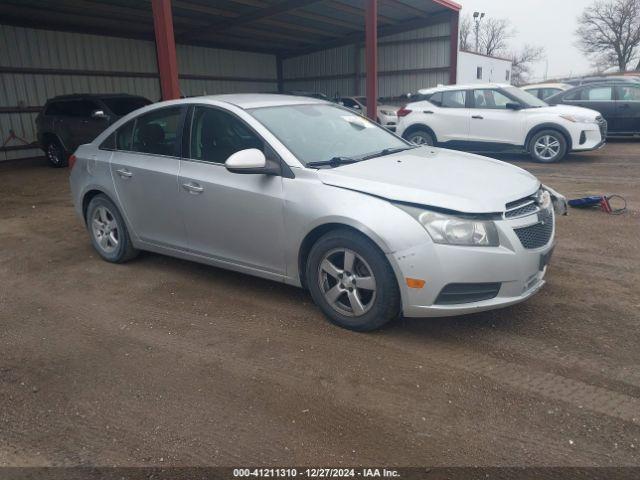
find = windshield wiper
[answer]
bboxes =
[360,146,418,161]
[306,156,360,168]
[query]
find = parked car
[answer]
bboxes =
[546,82,640,137]
[337,96,399,131]
[36,93,152,167]
[70,94,565,332]
[396,83,607,163]
[564,75,640,86]
[521,82,572,100]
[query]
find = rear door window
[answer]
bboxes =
[441,90,467,108]
[584,86,613,101]
[116,120,136,151]
[130,107,183,156]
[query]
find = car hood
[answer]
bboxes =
[317,147,540,214]
[529,104,601,119]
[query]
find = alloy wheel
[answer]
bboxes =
[47,143,61,166]
[317,248,377,317]
[91,206,119,254]
[409,133,432,146]
[534,135,561,161]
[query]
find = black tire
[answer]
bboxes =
[405,128,435,146]
[44,137,68,168]
[528,129,568,163]
[306,229,401,332]
[86,194,138,263]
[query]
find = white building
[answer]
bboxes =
[457,50,513,85]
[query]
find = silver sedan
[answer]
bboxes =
[70,94,561,331]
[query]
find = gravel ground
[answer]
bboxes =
[0,142,639,467]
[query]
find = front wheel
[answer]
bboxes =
[306,229,401,332]
[529,130,567,163]
[405,129,435,146]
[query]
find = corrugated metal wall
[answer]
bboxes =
[282,21,451,99]
[0,24,277,161]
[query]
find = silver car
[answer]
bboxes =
[70,94,563,332]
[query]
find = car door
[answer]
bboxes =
[468,88,523,145]
[178,105,286,276]
[110,106,189,249]
[615,84,640,134]
[563,85,617,130]
[428,90,470,142]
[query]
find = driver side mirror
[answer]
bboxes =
[91,109,109,120]
[505,102,522,111]
[225,148,281,176]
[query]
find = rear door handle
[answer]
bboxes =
[423,110,434,114]
[472,115,484,120]
[620,103,631,109]
[182,182,204,194]
[116,168,133,178]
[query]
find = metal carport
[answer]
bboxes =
[0,0,461,160]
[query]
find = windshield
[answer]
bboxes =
[100,96,151,116]
[502,87,548,108]
[249,104,409,166]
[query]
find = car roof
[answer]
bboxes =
[522,83,570,89]
[185,93,327,109]
[417,83,510,94]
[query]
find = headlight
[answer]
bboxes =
[380,110,396,116]
[397,205,500,247]
[559,114,596,124]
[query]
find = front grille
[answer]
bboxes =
[435,283,502,305]
[505,195,540,218]
[513,208,554,249]
[596,116,608,138]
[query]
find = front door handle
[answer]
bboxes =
[182,182,204,194]
[116,168,133,178]
[472,115,484,120]
[620,103,631,109]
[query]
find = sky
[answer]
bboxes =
[456,0,597,81]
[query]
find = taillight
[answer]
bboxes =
[397,107,412,117]
[68,154,77,170]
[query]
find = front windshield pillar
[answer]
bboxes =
[365,0,378,122]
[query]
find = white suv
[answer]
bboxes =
[396,83,607,163]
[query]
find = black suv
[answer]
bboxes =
[36,93,151,167]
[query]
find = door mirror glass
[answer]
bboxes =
[506,102,522,110]
[225,148,270,174]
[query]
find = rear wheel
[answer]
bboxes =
[44,138,68,168]
[405,129,435,146]
[529,129,567,163]
[86,194,138,263]
[306,229,401,332]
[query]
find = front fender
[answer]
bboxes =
[282,171,430,286]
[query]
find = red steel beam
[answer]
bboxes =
[365,0,377,122]
[152,0,180,100]
[449,9,459,84]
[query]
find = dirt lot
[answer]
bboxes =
[0,142,639,467]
